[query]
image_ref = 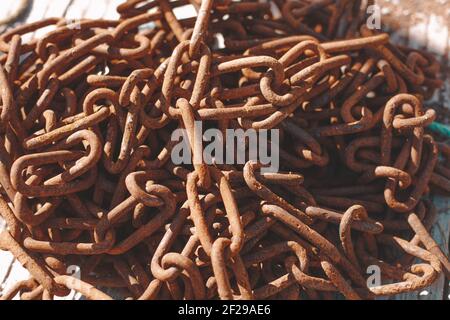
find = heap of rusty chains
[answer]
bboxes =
[0,0,449,300]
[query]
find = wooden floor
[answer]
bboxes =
[0,0,448,300]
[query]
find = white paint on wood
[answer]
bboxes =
[0,254,28,299]
[83,0,110,20]
[102,0,123,19]
[173,4,197,20]
[43,0,72,21]
[427,15,449,59]
[65,0,92,20]
[408,15,429,50]
[0,0,19,19]
[25,0,53,40]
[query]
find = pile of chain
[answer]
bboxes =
[0,0,449,300]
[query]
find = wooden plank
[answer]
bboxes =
[102,0,123,19]
[23,0,52,41]
[0,0,29,34]
[42,0,72,20]
[0,0,19,22]
[426,14,449,60]
[82,0,111,20]
[65,0,95,20]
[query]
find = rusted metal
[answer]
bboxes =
[0,0,448,301]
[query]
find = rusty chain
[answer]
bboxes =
[0,0,449,300]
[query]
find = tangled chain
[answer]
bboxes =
[0,0,449,300]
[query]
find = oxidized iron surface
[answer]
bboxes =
[0,0,449,300]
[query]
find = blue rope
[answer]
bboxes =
[428,122,450,139]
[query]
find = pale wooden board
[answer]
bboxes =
[0,0,448,300]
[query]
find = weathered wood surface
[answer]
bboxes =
[0,0,448,300]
